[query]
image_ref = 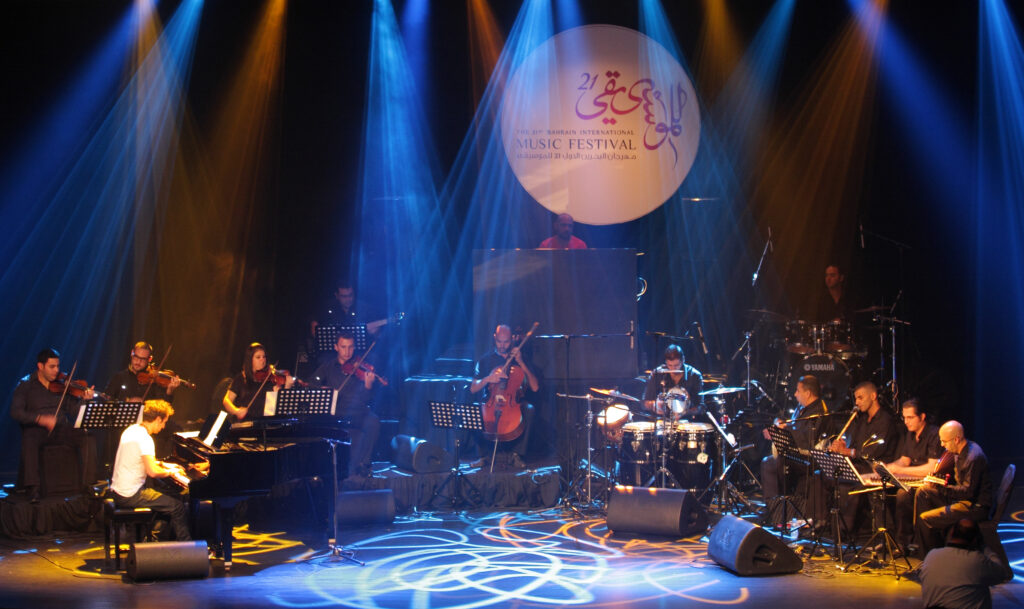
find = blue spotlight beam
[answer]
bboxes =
[974,0,1024,461]
[0,0,205,464]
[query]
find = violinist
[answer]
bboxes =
[312,332,381,481]
[9,348,97,503]
[104,341,180,403]
[223,342,294,420]
[469,324,539,470]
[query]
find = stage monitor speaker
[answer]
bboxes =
[707,514,802,576]
[391,434,453,473]
[126,541,209,581]
[606,487,708,537]
[336,489,396,527]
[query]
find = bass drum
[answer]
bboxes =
[790,353,852,406]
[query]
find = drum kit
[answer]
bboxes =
[584,383,748,498]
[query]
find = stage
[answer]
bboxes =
[0,486,1020,609]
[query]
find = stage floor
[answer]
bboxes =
[0,496,1021,609]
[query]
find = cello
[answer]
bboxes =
[481,322,539,446]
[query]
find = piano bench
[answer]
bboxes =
[103,498,156,571]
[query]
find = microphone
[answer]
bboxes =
[693,322,709,355]
[861,434,884,450]
[629,321,635,350]
[859,223,865,249]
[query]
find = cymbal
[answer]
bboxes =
[855,305,889,313]
[747,308,787,323]
[698,386,746,396]
[589,387,641,403]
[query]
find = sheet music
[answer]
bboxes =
[202,411,228,447]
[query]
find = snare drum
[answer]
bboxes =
[655,387,691,419]
[667,422,714,490]
[596,404,631,443]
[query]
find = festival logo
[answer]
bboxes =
[501,25,700,225]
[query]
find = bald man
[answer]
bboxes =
[538,213,587,249]
[914,421,994,556]
[469,325,539,469]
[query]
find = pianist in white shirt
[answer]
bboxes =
[109,399,193,541]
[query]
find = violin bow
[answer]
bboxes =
[48,360,77,437]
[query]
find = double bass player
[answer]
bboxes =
[469,324,539,470]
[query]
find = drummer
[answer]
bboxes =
[642,344,704,420]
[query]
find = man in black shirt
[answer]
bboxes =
[815,263,855,323]
[9,348,96,502]
[887,398,944,548]
[830,381,902,535]
[312,331,381,481]
[915,420,994,556]
[469,324,539,469]
[761,375,833,503]
[104,341,180,402]
[642,344,703,420]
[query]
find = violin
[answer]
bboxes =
[341,361,388,386]
[253,366,308,387]
[137,365,196,389]
[49,372,108,400]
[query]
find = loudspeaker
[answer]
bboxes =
[707,515,802,576]
[126,541,209,580]
[606,487,709,537]
[391,435,453,473]
[336,489,396,527]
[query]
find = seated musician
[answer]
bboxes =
[469,324,539,470]
[642,344,703,420]
[104,341,180,402]
[829,382,901,535]
[223,342,294,420]
[10,348,96,503]
[312,331,381,481]
[109,399,192,541]
[760,375,832,503]
[914,421,993,557]
[886,398,943,549]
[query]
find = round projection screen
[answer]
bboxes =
[501,25,701,225]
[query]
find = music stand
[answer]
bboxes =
[765,426,812,535]
[314,324,368,354]
[267,388,337,416]
[842,459,914,577]
[809,449,861,560]
[427,401,483,510]
[75,401,144,474]
[74,401,143,429]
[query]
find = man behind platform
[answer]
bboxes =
[915,421,993,556]
[312,331,381,482]
[816,263,854,322]
[10,348,96,503]
[109,399,191,541]
[104,341,180,402]
[469,324,539,469]
[538,213,587,249]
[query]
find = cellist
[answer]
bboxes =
[469,324,539,470]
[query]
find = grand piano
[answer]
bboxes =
[169,415,350,569]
